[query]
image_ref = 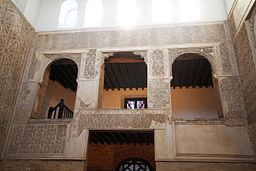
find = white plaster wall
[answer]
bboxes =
[35,0,227,31]
[11,0,41,26]
[23,0,41,26]
[11,0,29,13]
[224,0,235,14]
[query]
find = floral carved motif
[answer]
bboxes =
[83,49,98,79]
[152,50,165,76]
[8,124,67,154]
[0,0,34,130]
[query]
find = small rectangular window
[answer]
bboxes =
[124,98,147,109]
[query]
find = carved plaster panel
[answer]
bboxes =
[35,24,226,52]
[218,76,247,125]
[148,79,170,109]
[77,111,168,134]
[28,54,40,80]
[44,53,81,67]
[81,49,98,79]
[14,83,37,122]
[151,50,165,77]
[7,124,67,155]
[245,16,256,66]
[0,0,34,155]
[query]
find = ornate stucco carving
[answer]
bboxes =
[148,79,170,109]
[7,124,67,155]
[77,110,168,134]
[82,49,98,79]
[14,84,32,122]
[218,76,247,125]
[0,0,34,156]
[28,55,40,80]
[44,53,81,67]
[151,50,165,77]
[168,47,216,77]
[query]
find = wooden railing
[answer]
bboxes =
[47,99,73,119]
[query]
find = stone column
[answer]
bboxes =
[75,49,102,110]
[147,49,171,110]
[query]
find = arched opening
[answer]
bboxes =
[117,158,153,171]
[87,130,155,171]
[171,53,222,119]
[98,52,147,109]
[32,58,78,119]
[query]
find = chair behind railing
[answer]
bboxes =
[48,99,74,119]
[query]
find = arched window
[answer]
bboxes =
[32,58,78,119]
[58,0,78,28]
[152,0,172,24]
[117,0,137,26]
[84,0,103,27]
[179,0,200,22]
[171,53,222,119]
[117,158,153,171]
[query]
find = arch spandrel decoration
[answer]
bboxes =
[168,47,218,78]
[41,53,82,81]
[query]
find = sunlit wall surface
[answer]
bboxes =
[13,0,228,31]
[84,0,103,27]
[152,0,172,24]
[58,0,78,28]
[179,0,200,22]
[117,0,137,26]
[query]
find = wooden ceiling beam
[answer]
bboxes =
[200,64,210,88]
[106,57,144,64]
[104,65,116,90]
[54,65,76,88]
[192,60,203,88]
[108,64,121,90]
[51,67,76,91]
[124,64,134,90]
[89,135,98,144]
[92,132,106,145]
[100,132,112,144]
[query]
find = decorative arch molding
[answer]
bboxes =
[168,47,218,78]
[100,51,148,66]
[39,53,82,82]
